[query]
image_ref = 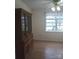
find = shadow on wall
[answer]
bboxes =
[33,32,63,42]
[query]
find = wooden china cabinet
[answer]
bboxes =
[15,8,33,59]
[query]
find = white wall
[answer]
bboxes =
[15,0,32,13]
[32,10,63,42]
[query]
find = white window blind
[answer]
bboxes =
[45,12,63,32]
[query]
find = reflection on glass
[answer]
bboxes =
[26,27,28,31]
[25,16,28,31]
[21,16,25,31]
[25,16,28,25]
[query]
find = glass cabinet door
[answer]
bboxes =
[25,16,28,32]
[21,16,25,32]
[21,14,31,32]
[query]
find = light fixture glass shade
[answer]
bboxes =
[57,6,60,11]
[51,7,55,11]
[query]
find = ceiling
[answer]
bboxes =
[22,0,63,11]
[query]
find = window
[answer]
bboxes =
[45,13,63,32]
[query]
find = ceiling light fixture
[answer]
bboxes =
[51,6,60,11]
[51,0,61,11]
[57,6,60,11]
[51,7,55,11]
